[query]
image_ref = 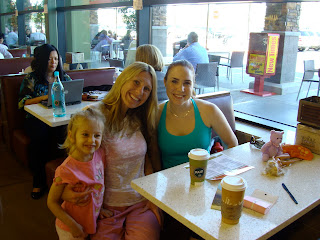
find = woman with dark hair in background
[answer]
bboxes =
[18,44,71,199]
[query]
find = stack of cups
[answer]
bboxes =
[188,148,210,186]
[221,176,247,224]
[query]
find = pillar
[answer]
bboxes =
[151,6,168,57]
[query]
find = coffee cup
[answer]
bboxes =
[188,148,210,186]
[221,176,247,224]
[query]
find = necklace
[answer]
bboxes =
[169,101,192,118]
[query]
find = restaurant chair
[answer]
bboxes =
[108,58,124,71]
[219,51,245,83]
[296,60,320,100]
[208,54,221,76]
[194,62,218,94]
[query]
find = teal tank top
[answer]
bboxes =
[158,99,212,169]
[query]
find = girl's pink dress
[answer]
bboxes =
[54,148,105,234]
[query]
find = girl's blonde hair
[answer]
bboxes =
[135,44,164,71]
[100,61,158,144]
[60,108,106,155]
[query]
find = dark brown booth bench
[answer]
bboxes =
[0,67,115,187]
[8,48,28,58]
[0,57,33,76]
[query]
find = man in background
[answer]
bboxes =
[6,28,18,48]
[29,31,46,46]
[0,33,13,58]
[173,32,209,71]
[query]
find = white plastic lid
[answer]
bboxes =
[221,176,247,191]
[188,148,210,160]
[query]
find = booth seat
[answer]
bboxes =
[8,48,28,58]
[0,57,33,76]
[66,67,115,90]
[0,67,115,178]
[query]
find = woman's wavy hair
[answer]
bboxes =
[31,44,65,82]
[60,108,106,155]
[164,59,196,97]
[135,44,164,71]
[100,61,158,143]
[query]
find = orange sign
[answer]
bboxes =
[265,35,279,74]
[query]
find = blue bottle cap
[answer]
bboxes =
[54,71,59,77]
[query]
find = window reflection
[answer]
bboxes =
[65,7,136,69]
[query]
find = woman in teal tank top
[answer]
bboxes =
[156,60,238,171]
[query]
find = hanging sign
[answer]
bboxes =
[133,0,143,10]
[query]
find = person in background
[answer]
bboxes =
[61,62,162,239]
[0,33,13,58]
[173,32,209,72]
[18,44,72,200]
[25,28,31,45]
[47,108,108,240]
[93,32,114,57]
[155,60,238,240]
[30,31,47,46]
[135,44,168,101]
[6,27,18,48]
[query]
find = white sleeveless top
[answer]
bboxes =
[103,129,146,207]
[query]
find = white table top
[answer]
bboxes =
[131,143,320,240]
[24,101,95,127]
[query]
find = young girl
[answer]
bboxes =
[47,108,111,239]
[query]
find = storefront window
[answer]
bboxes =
[24,0,44,11]
[151,3,266,58]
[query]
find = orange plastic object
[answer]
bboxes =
[282,144,313,161]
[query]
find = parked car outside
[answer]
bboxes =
[308,31,320,51]
[298,31,310,51]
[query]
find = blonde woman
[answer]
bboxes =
[136,44,168,101]
[62,62,161,240]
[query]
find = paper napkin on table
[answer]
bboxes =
[243,189,278,214]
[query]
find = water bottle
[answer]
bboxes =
[113,68,120,83]
[51,71,66,117]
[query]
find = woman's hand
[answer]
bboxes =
[24,95,48,105]
[99,208,114,219]
[61,183,93,207]
[42,95,48,101]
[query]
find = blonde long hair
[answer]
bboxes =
[135,44,164,71]
[100,62,158,142]
[60,108,106,155]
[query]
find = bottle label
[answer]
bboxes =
[54,100,61,107]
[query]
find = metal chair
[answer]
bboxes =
[219,51,245,83]
[208,54,221,76]
[108,58,124,71]
[296,60,320,100]
[194,62,218,94]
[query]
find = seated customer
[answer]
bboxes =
[0,33,13,58]
[173,32,209,72]
[135,44,168,101]
[30,32,47,46]
[155,60,238,240]
[18,44,71,200]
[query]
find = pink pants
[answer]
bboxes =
[91,201,160,240]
